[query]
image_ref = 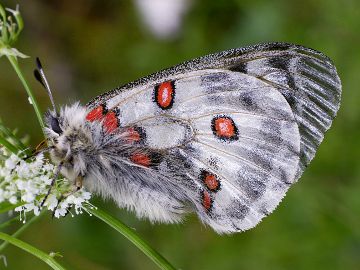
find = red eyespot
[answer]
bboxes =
[126,127,141,142]
[155,81,175,109]
[202,190,212,211]
[103,111,119,133]
[212,116,238,141]
[86,105,106,122]
[201,171,220,191]
[130,153,151,167]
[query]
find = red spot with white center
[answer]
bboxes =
[86,105,105,122]
[202,190,212,211]
[155,81,175,109]
[212,116,238,140]
[130,153,151,167]
[126,127,141,142]
[103,111,119,133]
[202,171,220,191]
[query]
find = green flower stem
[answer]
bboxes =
[6,55,45,131]
[0,5,8,43]
[0,135,18,154]
[0,213,41,252]
[88,207,177,270]
[0,232,65,270]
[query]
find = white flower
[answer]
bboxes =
[21,192,35,203]
[0,147,92,221]
[0,5,28,59]
[54,202,68,218]
[4,154,18,170]
[44,194,58,211]
[9,196,18,204]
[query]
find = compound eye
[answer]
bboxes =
[51,116,62,134]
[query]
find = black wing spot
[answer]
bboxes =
[201,72,231,93]
[229,62,247,73]
[240,180,266,201]
[239,93,255,108]
[227,201,250,220]
[268,56,290,71]
[267,56,297,90]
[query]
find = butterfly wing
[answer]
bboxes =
[86,42,341,233]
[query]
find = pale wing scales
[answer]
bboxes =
[225,48,341,178]
[85,43,341,233]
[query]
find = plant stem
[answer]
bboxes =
[0,232,65,270]
[88,207,177,270]
[6,55,45,131]
[0,135,18,154]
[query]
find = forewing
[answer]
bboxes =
[86,43,341,233]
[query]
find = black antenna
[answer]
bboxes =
[34,57,57,114]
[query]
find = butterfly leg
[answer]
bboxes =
[40,160,63,208]
[23,138,50,161]
[75,174,83,190]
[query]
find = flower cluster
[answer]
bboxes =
[0,147,93,222]
[0,4,28,58]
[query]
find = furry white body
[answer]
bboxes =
[44,43,341,233]
[45,104,187,224]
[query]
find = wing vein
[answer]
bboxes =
[177,148,258,221]
[190,111,292,122]
[195,133,299,156]
[193,140,281,182]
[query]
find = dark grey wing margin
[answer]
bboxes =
[223,44,341,179]
[87,42,341,179]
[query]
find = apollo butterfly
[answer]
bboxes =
[37,42,341,233]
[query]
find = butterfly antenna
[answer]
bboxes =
[34,57,57,114]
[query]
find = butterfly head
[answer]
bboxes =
[44,104,91,179]
[34,58,90,178]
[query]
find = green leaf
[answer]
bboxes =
[0,121,28,153]
[0,232,66,270]
[0,213,42,252]
[0,134,19,154]
[0,4,6,19]
[88,207,177,270]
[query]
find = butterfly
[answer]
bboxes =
[36,42,341,234]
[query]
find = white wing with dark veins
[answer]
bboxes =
[85,43,341,233]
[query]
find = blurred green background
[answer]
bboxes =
[0,0,359,269]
